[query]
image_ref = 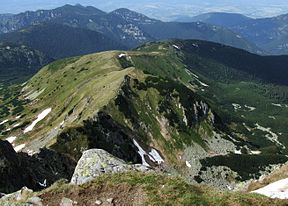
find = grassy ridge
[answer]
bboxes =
[14,171,288,206]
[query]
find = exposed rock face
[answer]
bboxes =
[71,149,152,185]
[52,112,142,163]
[0,139,76,194]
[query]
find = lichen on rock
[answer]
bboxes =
[71,149,153,185]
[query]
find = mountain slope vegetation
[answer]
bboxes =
[0,42,52,85]
[1,39,288,191]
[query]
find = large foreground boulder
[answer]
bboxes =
[71,149,152,185]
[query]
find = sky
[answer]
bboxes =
[1,0,288,21]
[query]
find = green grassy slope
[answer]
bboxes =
[131,39,288,153]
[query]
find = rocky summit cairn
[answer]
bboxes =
[71,149,152,185]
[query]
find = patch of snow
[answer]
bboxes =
[236,35,242,38]
[25,88,45,100]
[60,121,65,126]
[255,123,285,149]
[196,78,209,87]
[149,149,164,164]
[0,119,8,125]
[192,43,199,47]
[13,123,20,128]
[38,179,47,187]
[244,105,256,111]
[133,139,149,166]
[27,149,35,156]
[133,139,164,166]
[118,53,126,58]
[186,161,192,168]
[268,116,276,120]
[252,178,288,199]
[272,103,282,107]
[172,45,180,50]
[15,115,21,120]
[24,108,52,133]
[6,136,16,143]
[14,144,25,152]
[232,103,241,111]
[251,151,261,155]
[243,123,252,131]
[234,150,242,154]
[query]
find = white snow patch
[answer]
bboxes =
[24,108,52,133]
[252,178,288,199]
[172,44,180,50]
[118,53,126,58]
[149,149,164,164]
[39,179,47,187]
[192,43,199,47]
[255,123,285,148]
[244,105,256,111]
[251,150,261,155]
[14,144,25,152]
[186,161,192,168]
[0,119,8,125]
[6,136,16,143]
[243,123,252,131]
[232,103,241,111]
[133,139,149,166]
[13,123,20,128]
[272,103,282,107]
[196,78,209,87]
[268,116,276,120]
[15,115,21,120]
[133,139,164,166]
[234,150,242,154]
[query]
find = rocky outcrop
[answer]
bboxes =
[52,112,142,163]
[0,187,33,206]
[0,139,76,194]
[71,149,152,185]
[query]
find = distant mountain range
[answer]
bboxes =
[174,12,288,55]
[0,22,127,59]
[0,4,264,55]
[176,12,252,27]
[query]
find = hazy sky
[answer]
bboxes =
[1,0,288,20]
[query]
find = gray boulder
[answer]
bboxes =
[71,149,152,185]
[0,187,33,206]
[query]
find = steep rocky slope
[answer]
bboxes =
[0,139,76,194]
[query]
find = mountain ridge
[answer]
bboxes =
[0,4,264,54]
